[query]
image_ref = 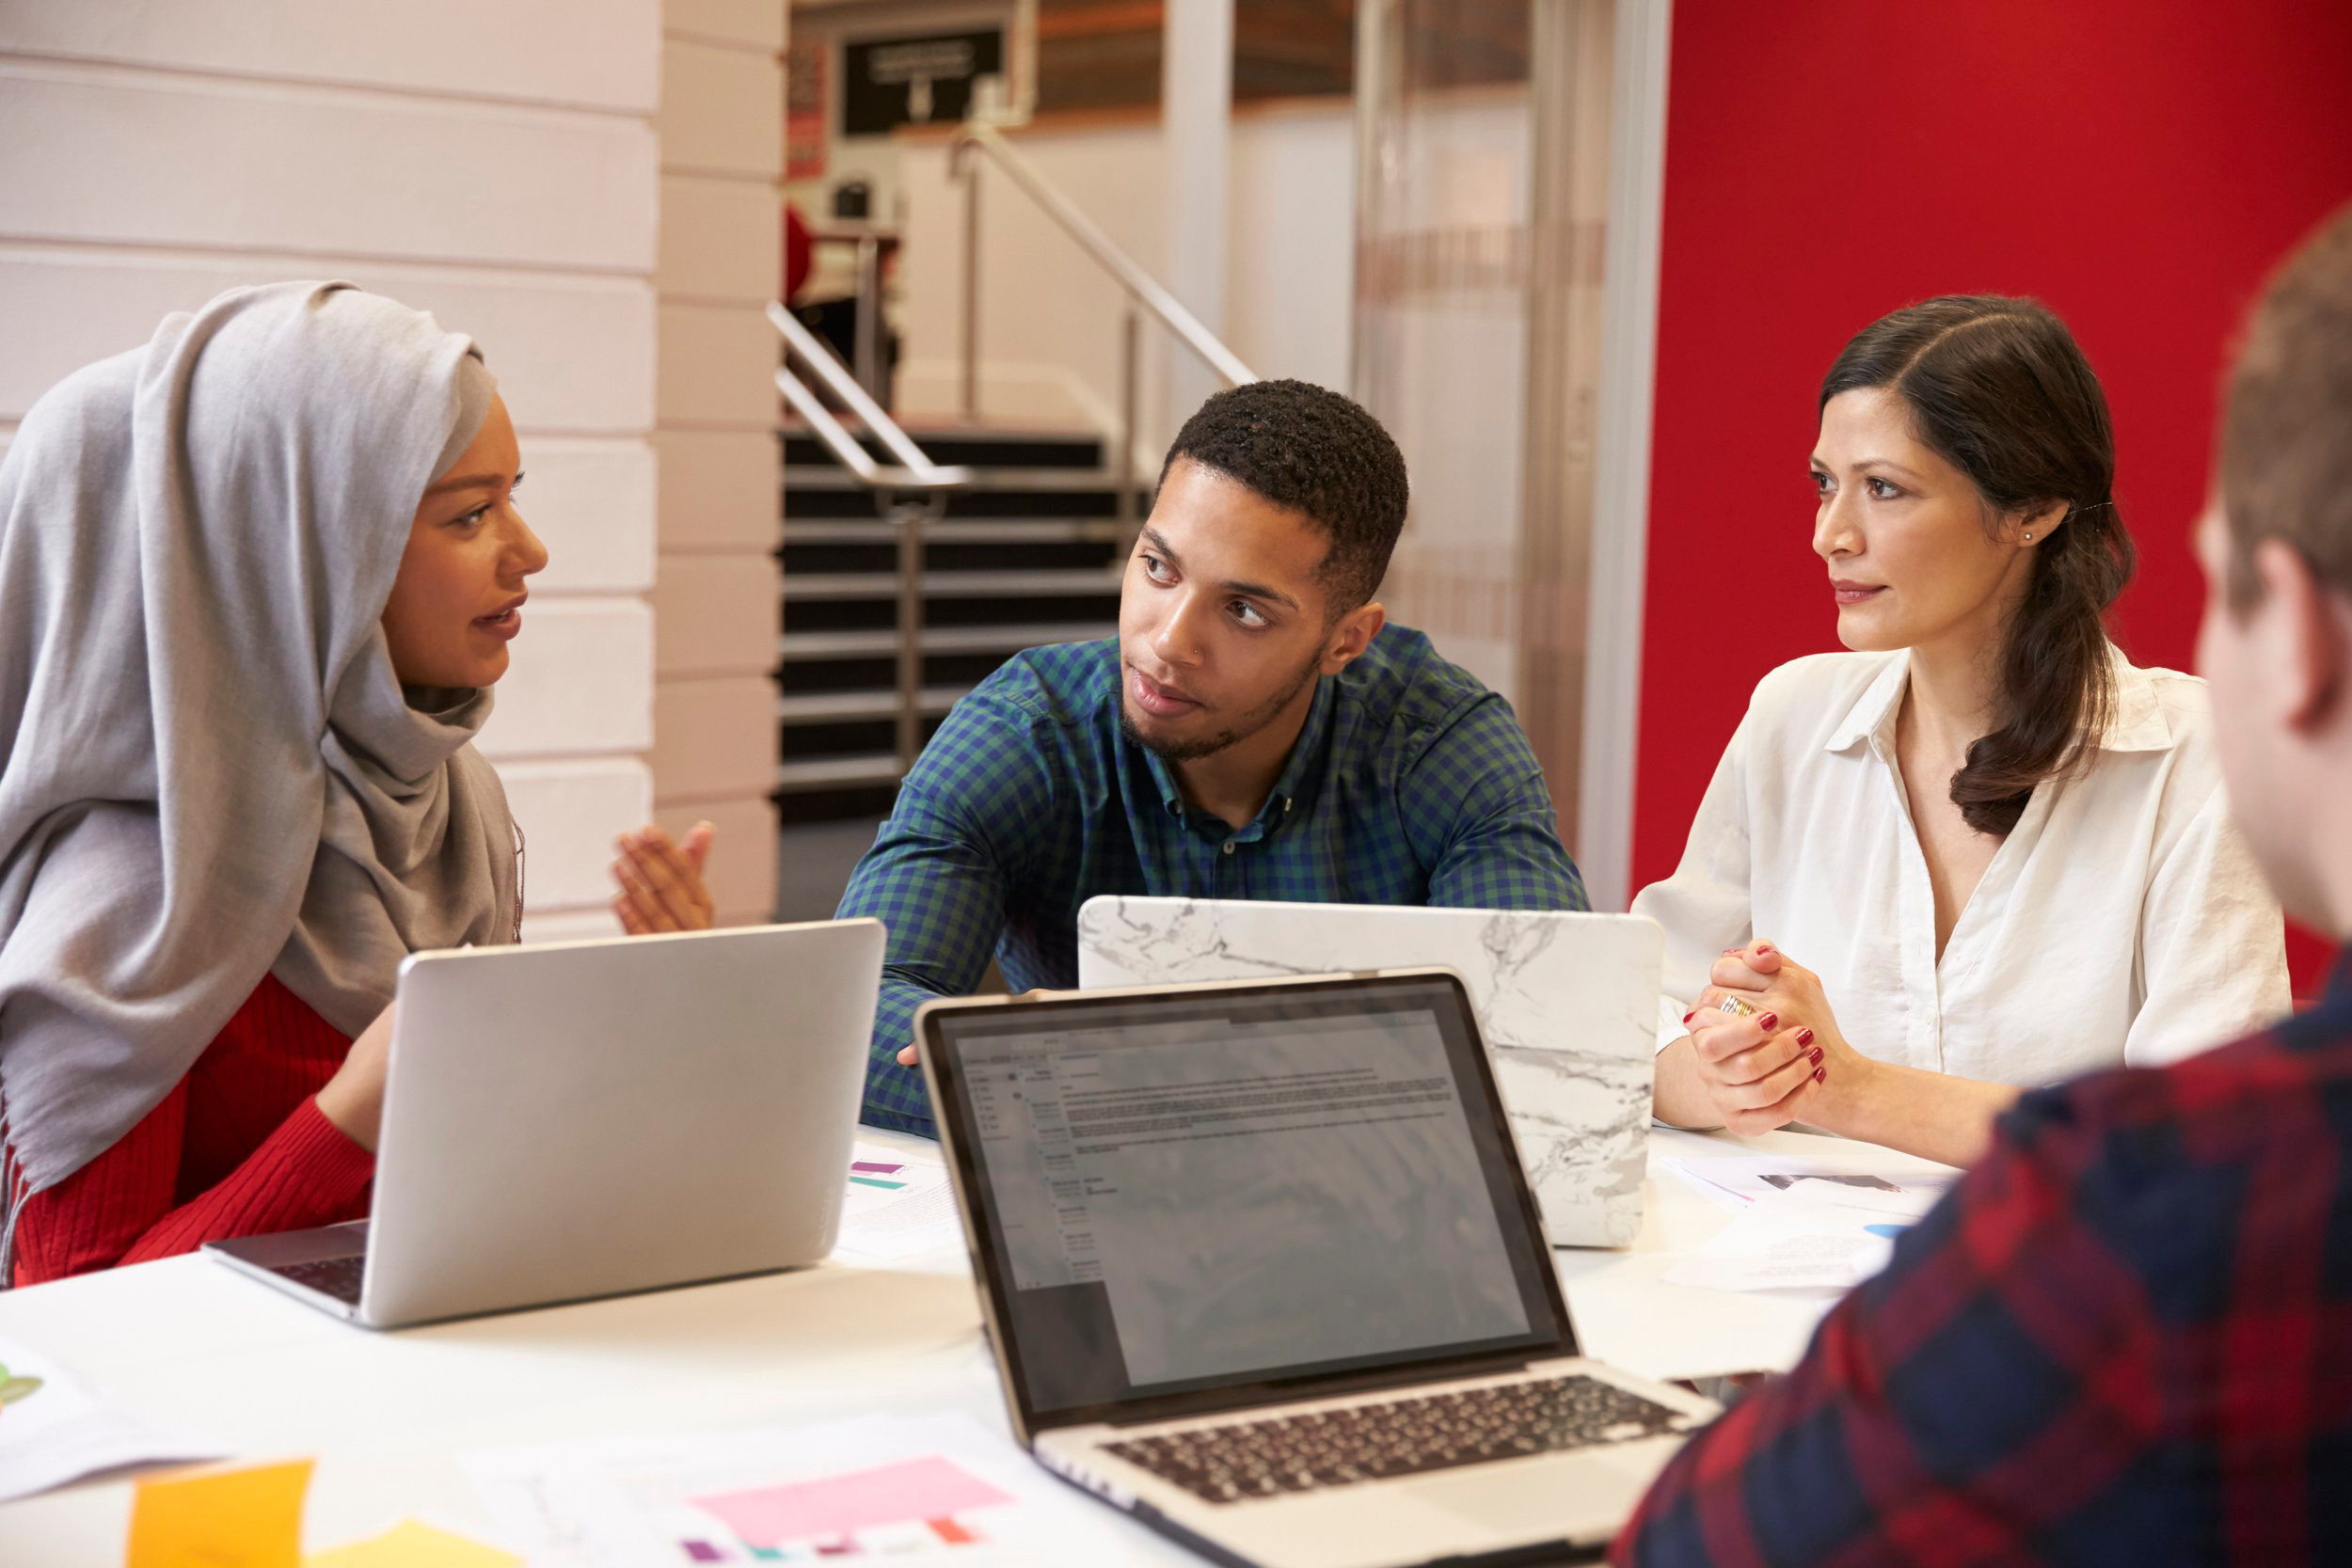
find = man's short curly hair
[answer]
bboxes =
[1157,379,1410,614]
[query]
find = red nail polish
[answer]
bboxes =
[1756,1012,1778,1033]
[1814,1067,1827,1083]
[1682,1011,1695,1026]
[1756,942,1775,955]
[1809,1047,1824,1066]
[1797,1028,1815,1047]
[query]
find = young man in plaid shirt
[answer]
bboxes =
[836,380,1586,1134]
[1617,203,2352,1565]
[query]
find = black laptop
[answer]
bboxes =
[915,968,1715,1568]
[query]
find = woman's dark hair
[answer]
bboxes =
[1820,295,2136,836]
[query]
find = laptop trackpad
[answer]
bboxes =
[1402,1453,1645,1537]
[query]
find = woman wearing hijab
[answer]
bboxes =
[0,281,711,1285]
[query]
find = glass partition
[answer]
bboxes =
[1354,0,1615,844]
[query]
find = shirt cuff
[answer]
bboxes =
[271,1095,377,1204]
[1655,994,1693,1055]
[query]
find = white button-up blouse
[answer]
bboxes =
[1630,649,2291,1085]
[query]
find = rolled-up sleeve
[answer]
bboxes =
[1629,715,1755,1054]
[2124,779,2290,1067]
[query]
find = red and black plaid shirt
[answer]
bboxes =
[1617,952,2352,1566]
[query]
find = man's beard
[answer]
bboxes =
[1118,652,1322,764]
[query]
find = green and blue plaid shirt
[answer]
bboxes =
[834,626,1589,1133]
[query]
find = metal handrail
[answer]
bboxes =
[768,302,975,774]
[949,120,1256,536]
[951,122,1258,390]
[767,302,974,492]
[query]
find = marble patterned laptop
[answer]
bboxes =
[1075,897,1659,1248]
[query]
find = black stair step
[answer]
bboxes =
[780,712,946,762]
[784,540,1120,574]
[786,466,1141,494]
[782,483,1150,521]
[783,594,1120,635]
[774,753,902,791]
[777,650,1069,693]
[775,783,899,824]
[776,685,970,723]
[783,517,1129,546]
[777,621,1115,660]
[787,567,1125,602]
[781,426,1104,471]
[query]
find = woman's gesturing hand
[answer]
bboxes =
[611,820,716,934]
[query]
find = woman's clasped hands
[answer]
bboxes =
[1682,942,1871,1135]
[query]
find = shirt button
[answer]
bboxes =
[1222,841,1236,855]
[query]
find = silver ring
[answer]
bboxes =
[1717,996,1756,1018]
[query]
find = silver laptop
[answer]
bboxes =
[915,970,1715,1568]
[1078,898,1660,1247]
[207,920,883,1329]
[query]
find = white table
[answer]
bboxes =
[1555,1125,1952,1385]
[0,1126,1950,1559]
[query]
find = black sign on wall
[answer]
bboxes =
[842,29,1005,136]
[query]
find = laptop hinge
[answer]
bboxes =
[1101,1355,1540,1429]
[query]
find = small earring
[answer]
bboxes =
[2024,532,2035,543]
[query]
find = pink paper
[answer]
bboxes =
[691,1456,1013,1546]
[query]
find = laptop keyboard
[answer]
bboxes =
[1103,1375,1688,1504]
[270,1254,367,1307]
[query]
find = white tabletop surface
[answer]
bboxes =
[0,1125,1950,1560]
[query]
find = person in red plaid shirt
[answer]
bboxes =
[1616,200,2352,1566]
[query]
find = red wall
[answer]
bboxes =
[1636,0,2352,990]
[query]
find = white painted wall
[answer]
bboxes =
[652,4,787,927]
[1577,0,1675,913]
[0,2,777,941]
[1161,0,1234,424]
[1225,103,1356,397]
[894,100,1354,450]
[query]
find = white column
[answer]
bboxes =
[1161,0,1234,430]
[651,0,787,927]
[1579,0,1676,912]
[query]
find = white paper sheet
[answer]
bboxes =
[1665,1152,1956,1210]
[463,1411,1140,1567]
[1662,1175,1950,1295]
[834,1142,964,1261]
[0,1334,223,1502]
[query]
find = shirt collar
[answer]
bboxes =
[1823,644,2172,755]
[1822,654,1912,753]
[2096,653,2173,753]
[1142,671,1337,831]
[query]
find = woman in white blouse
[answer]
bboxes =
[1637,294,2289,1167]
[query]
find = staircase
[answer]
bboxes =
[774,424,1146,827]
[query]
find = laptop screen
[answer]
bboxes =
[924,973,1572,1431]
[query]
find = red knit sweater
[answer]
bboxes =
[9,975,375,1286]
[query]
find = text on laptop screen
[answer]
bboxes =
[932,977,1566,1418]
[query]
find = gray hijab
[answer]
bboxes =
[0,281,519,1226]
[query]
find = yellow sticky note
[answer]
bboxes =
[127,1458,313,1568]
[303,1519,521,1568]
